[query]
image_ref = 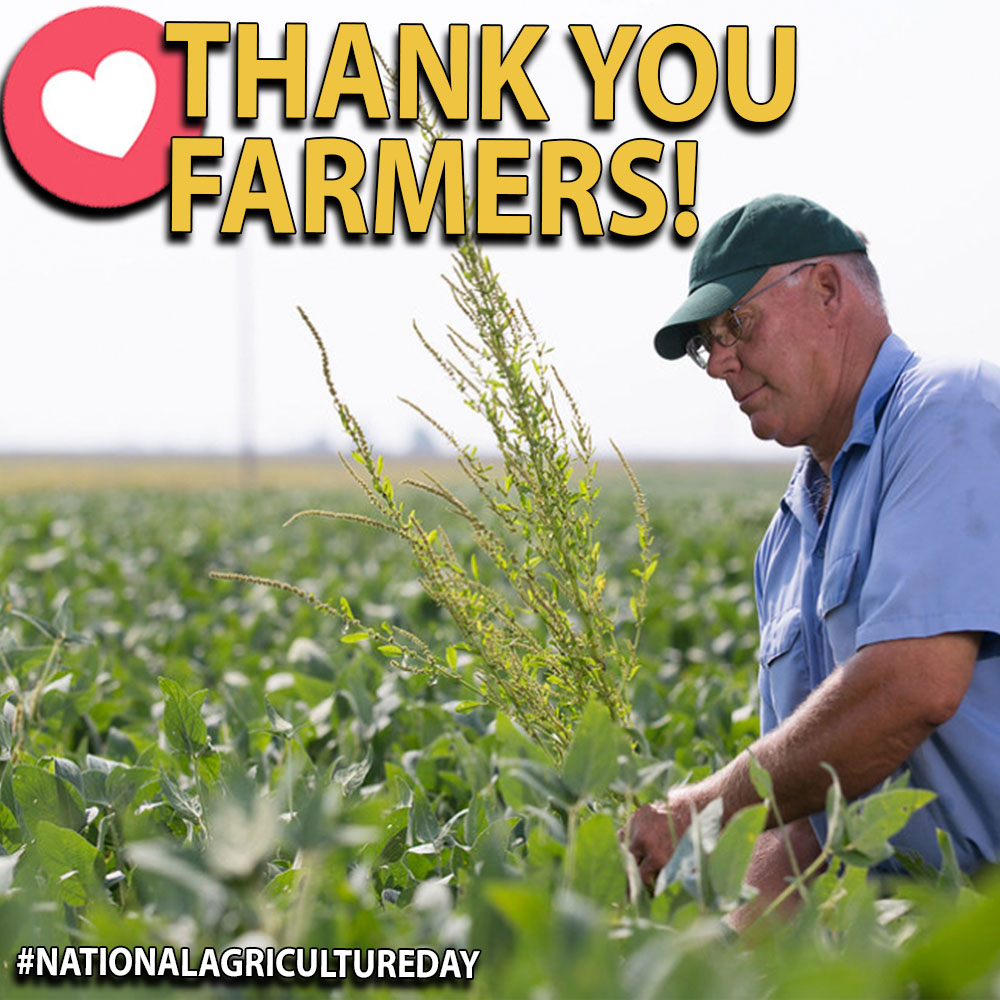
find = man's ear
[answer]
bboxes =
[812,260,843,319]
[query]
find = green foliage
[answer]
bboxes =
[159,677,209,760]
[33,821,99,906]
[708,803,768,905]
[1,481,999,996]
[561,698,624,801]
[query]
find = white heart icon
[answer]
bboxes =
[41,50,156,159]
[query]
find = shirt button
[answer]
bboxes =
[816,545,825,558]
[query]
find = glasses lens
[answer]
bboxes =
[722,310,743,345]
[686,334,710,368]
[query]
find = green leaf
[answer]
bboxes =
[571,813,623,907]
[158,771,202,825]
[50,756,82,795]
[484,881,551,940]
[264,698,295,736]
[498,759,572,810]
[654,799,723,906]
[936,828,968,890]
[561,700,620,801]
[340,632,369,644]
[332,749,372,797]
[708,803,767,903]
[898,872,1000,996]
[495,715,549,765]
[816,863,873,936]
[654,824,696,898]
[0,802,22,851]
[159,677,208,758]
[197,752,221,786]
[821,762,847,850]
[12,764,85,834]
[264,867,305,904]
[8,608,58,641]
[378,826,408,865]
[747,752,774,802]
[125,841,227,913]
[34,820,98,907]
[279,671,333,707]
[407,782,440,845]
[841,787,936,865]
[52,600,75,640]
[106,766,157,812]
[690,797,723,907]
[0,697,11,758]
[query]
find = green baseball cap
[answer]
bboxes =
[653,194,867,360]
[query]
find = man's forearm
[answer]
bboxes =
[628,632,978,889]
[682,632,979,827]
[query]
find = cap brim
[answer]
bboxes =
[654,265,769,359]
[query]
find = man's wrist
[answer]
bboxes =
[679,753,756,823]
[667,778,721,824]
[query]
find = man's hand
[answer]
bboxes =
[626,793,696,890]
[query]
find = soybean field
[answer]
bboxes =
[0,459,996,998]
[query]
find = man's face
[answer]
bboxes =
[703,262,843,455]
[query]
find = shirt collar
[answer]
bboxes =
[780,332,915,521]
[840,332,914,452]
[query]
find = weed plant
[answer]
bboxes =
[217,126,654,764]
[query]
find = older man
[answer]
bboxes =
[628,194,1000,926]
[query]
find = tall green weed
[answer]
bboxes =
[217,134,654,763]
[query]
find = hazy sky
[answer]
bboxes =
[3,1,997,460]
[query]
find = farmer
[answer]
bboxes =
[627,193,1000,929]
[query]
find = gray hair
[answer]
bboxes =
[839,234,886,315]
[781,241,887,317]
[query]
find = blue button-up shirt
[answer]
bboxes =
[755,333,1000,872]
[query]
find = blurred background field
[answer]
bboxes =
[0,453,793,495]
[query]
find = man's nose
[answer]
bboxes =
[705,339,740,379]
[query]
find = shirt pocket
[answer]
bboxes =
[818,551,860,665]
[759,607,811,724]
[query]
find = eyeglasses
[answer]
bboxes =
[686,262,818,369]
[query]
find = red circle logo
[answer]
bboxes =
[3,6,202,208]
